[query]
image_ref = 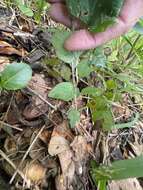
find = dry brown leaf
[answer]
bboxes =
[6,107,20,124]
[39,129,52,144]
[71,136,91,176]
[25,162,46,184]
[71,136,90,162]
[48,122,76,190]
[0,56,10,72]
[4,136,17,154]
[0,40,24,56]
[23,74,49,119]
[48,136,70,156]
[52,121,74,142]
[108,178,142,190]
[58,150,75,181]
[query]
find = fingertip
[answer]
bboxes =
[64,20,130,51]
[64,30,96,51]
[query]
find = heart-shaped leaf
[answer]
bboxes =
[51,30,81,64]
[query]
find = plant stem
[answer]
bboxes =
[71,55,79,109]
[126,34,141,60]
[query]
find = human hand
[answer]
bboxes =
[49,0,143,51]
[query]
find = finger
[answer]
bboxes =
[64,20,131,51]
[48,0,65,3]
[49,3,81,29]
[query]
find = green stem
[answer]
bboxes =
[98,180,107,190]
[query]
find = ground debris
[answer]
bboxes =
[108,178,142,190]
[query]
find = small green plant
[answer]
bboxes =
[6,0,49,23]
[47,26,143,189]
[49,28,142,129]
[0,62,32,91]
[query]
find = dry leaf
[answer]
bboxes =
[0,40,24,56]
[71,136,90,162]
[48,136,70,156]
[4,137,17,154]
[0,56,10,72]
[71,136,90,176]
[48,122,76,190]
[39,129,52,144]
[25,162,46,184]
[23,74,49,119]
[52,121,74,142]
[108,178,142,190]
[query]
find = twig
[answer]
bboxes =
[14,31,35,38]
[0,121,23,131]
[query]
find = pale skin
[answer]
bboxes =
[49,0,143,51]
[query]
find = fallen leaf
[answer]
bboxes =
[71,136,90,162]
[25,162,46,184]
[48,136,70,156]
[71,136,91,175]
[0,56,10,72]
[108,178,142,190]
[48,122,76,190]
[4,136,17,154]
[23,74,49,119]
[0,40,24,56]
[39,129,52,144]
[52,121,74,142]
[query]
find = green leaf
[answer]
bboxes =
[108,50,118,62]
[66,0,124,32]
[34,0,48,23]
[91,155,143,181]
[112,113,139,129]
[68,108,80,128]
[60,64,71,81]
[106,80,117,90]
[81,87,103,97]
[15,0,33,17]
[0,63,32,90]
[48,82,79,101]
[77,59,93,78]
[18,5,33,17]
[90,48,107,67]
[51,30,81,64]
[88,97,114,130]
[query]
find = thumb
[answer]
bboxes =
[64,20,130,51]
